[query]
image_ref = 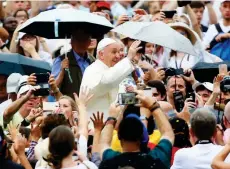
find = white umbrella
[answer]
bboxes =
[112,21,197,56]
[18,8,114,38]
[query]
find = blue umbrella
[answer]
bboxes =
[0,53,51,76]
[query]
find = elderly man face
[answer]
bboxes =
[98,42,121,67]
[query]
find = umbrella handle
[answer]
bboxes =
[55,19,60,38]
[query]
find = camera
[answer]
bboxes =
[187,92,195,102]
[34,73,50,97]
[173,91,185,112]
[118,93,139,105]
[165,68,190,77]
[220,76,230,93]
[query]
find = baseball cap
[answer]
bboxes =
[17,75,32,96]
[6,73,22,94]
[96,1,111,10]
[97,38,117,53]
[192,82,213,92]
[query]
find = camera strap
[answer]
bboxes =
[195,140,212,145]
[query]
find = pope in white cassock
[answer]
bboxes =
[80,38,141,122]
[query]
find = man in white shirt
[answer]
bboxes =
[80,38,141,120]
[203,0,230,48]
[171,108,230,169]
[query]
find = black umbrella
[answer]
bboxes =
[192,61,230,82]
[0,53,51,76]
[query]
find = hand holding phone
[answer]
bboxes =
[118,93,139,105]
[162,10,177,19]
[33,73,50,97]
[219,64,228,76]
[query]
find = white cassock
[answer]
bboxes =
[80,57,135,121]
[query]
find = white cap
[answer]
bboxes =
[17,32,26,40]
[97,38,117,53]
[7,73,22,94]
[193,82,213,92]
[17,75,32,96]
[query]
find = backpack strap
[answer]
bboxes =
[215,23,223,33]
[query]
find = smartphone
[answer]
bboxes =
[187,92,195,102]
[173,91,184,112]
[144,88,152,97]
[162,10,177,18]
[118,93,139,105]
[34,73,50,97]
[34,73,49,84]
[219,64,228,75]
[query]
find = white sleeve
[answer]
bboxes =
[82,58,134,97]
[171,149,187,169]
[77,135,88,157]
[202,24,218,48]
[82,160,98,169]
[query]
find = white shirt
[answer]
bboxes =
[80,58,134,121]
[201,1,222,27]
[203,19,230,48]
[38,51,53,66]
[171,143,230,169]
[111,2,133,24]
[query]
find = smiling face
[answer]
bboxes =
[58,98,73,119]
[98,42,121,67]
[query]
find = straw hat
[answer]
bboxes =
[168,22,197,45]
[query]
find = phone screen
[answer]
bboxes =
[219,64,228,75]
[118,93,138,105]
[162,10,177,18]
[35,73,49,84]
[144,88,152,97]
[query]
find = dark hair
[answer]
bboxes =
[41,114,68,139]
[147,80,166,98]
[190,1,205,9]
[16,34,39,56]
[191,108,217,140]
[118,117,143,143]
[47,125,75,169]
[13,9,29,19]
[169,117,192,148]
[195,85,211,93]
[19,127,31,140]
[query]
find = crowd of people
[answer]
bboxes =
[0,0,230,169]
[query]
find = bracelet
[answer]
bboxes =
[50,88,59,95]
[149,101,160,112]
[0,43,6,50]
[140,115,148,121]
[105,117,117,126]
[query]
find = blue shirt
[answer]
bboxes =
[52,50,89,79]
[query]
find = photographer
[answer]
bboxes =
[1,75,40,129]
[27,73,63,101]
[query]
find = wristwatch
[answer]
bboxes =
[140,115,148,121]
